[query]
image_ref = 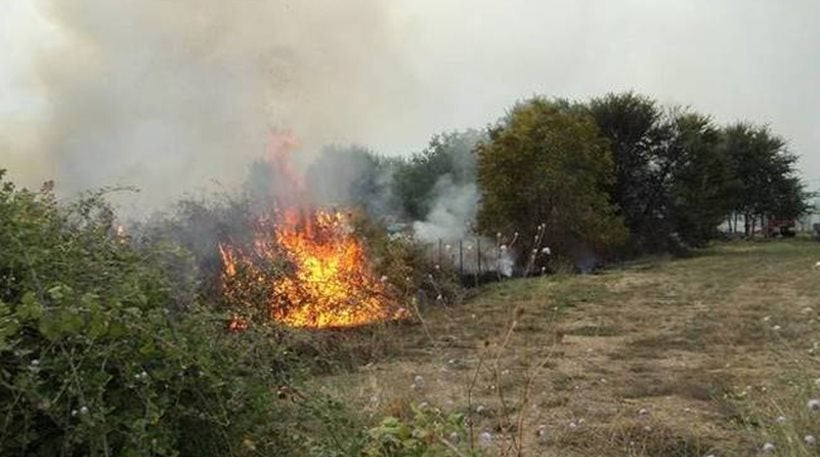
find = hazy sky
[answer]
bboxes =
[2,0,819,207]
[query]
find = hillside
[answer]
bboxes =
[320,240,820,456]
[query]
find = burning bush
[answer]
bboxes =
[218,208,408,329]
[0,172,366,456]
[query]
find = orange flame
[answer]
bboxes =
[218,131,406,329]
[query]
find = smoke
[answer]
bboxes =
[412,175,477,243]
[11,0,416,212]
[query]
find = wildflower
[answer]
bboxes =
[412,375,424,389]
[568,421,577,429]
[500,244,507,251]
[805,435,817,446]
[30,359,39,366]
[772,325,781,331]
[762,442,776,453]
[475,404,485,413]
[775,415,787,423]
[418,402,429,410]
[808,398,820,411]
[71,409,78,417]
[436,294,443,301]
[638,408,649,416]
[479,431,492,446]
[815,261,820,268]
[79,406,89,415]
[763,315,771,322]
[448,431,460,443]
[434,264,440,270]
[541,247,551,255]
[380,275,388,283]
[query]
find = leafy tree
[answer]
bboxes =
[721,123,810,235]
[663,111,738,247]
[476,97,626,266]
[587,92,671,251]
[393,130,483,220]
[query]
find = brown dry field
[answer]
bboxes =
[318,239,820,456]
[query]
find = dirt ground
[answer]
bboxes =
[318,239,820,456]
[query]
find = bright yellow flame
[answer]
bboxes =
[219,209,406,329]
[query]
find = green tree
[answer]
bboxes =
[476,97,626,265]
[587,92,672,251]
[393,130,483,220]
[663,111,738,247]
[721,123,810,235]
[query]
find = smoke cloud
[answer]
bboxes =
[13,0,417,211]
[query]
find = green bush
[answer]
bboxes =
[0,171,337,456]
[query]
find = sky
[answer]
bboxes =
[1,0,819,210]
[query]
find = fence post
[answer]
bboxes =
[459,239,464,277]
[437,239,443,267]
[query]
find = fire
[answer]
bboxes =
[218,131,407,329]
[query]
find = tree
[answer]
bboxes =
[476,97,626,266]
[663,111,738,246]
[392,130,483,220]
[587,92,672,252]
[721,123,810,235]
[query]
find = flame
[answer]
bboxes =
[218,131,406,329]
[219,209,406,328]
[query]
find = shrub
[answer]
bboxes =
[0,171,338,457]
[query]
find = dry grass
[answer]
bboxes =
[315,239,820,456]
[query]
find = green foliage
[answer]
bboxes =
[393,131,483,221]
[588,92,671,252]
[363,404,482,457]
[0,171,353,457]
[476,97,627,265]
[721,123,811,231]
[664,111,738,247]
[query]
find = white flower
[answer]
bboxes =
[412,375,424,389]
[775,415,787,423]
[436,294,443,301]
[568,421,577,429]
[638,408,649,416]
[772,325,781,331]
[808,398,820,411]
[763,315,771,322]
[475,404,485,413]
[479,431,492,446]
[805,435,817,446]
[71,409,78,417]
[30,359,39,366]
[541,247,551,255]
[762,442,776,453]
[448,431,460,443]
[500,244,507,251]
[814,261,820,268]
[380,275,388,283]
[79,406,89,415]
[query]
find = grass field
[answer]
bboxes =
[319,239,820,456]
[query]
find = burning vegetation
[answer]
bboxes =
[218,133,407,329]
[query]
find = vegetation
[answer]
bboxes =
[327,238,820,456]
[476,97,627,268]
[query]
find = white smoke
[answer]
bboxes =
[5,0,417,213]
[412,174,477,243]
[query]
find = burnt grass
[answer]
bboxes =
[314,238,820,456]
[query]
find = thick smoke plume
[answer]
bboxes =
[15,0,416,212]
